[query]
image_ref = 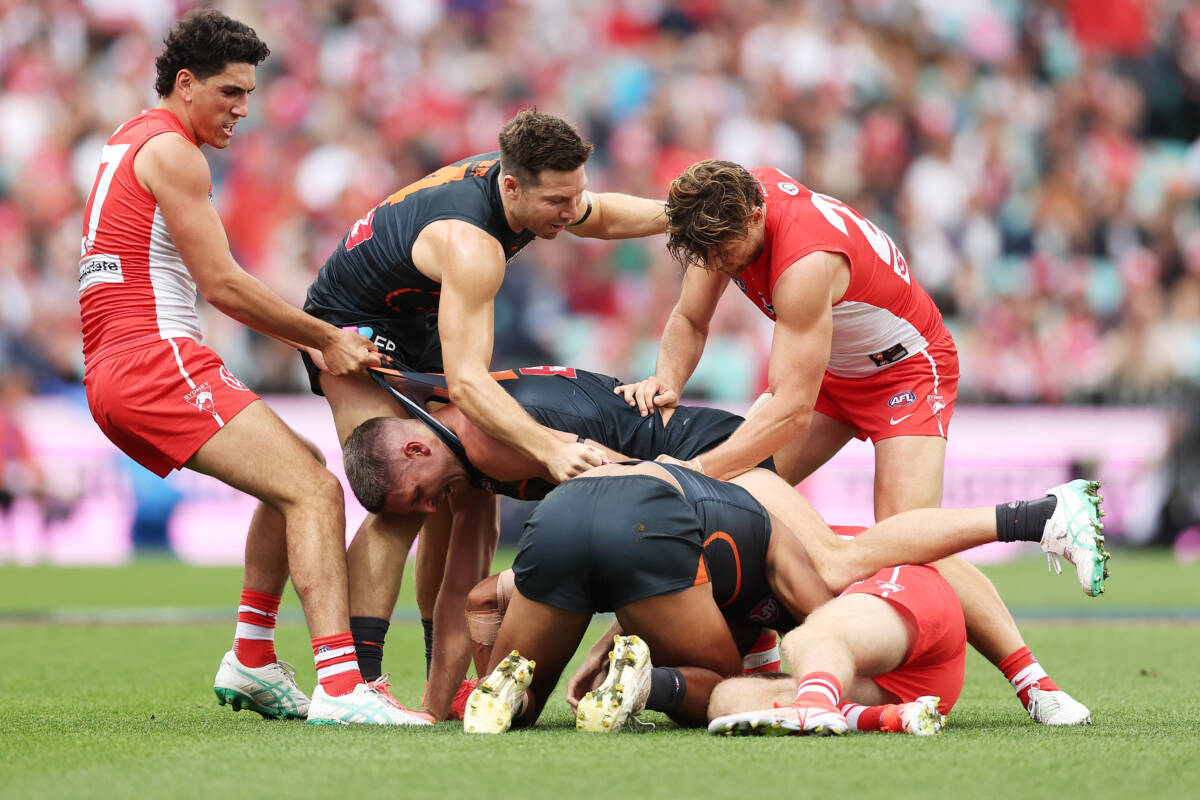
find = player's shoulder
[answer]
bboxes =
[137,129,208,182]
[750,166,809,201]
[449,150,502,173]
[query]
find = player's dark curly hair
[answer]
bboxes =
[154,9,270,98]
[342,418,395,514]
[666,160,763,269]
[499,109,595,186]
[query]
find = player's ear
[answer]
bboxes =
[175,68,195,101]
[502,172,522,199]
[402,440,432,459]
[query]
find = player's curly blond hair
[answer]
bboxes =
[666,160,763,270]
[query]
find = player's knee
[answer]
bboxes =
[466,576,503,647]
[466,574,499,616]
[295,466,344,510]
[779,625,816,668]
[295,433,327,466]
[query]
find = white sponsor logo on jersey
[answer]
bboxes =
[78,254,124,291]
[777,182,799,196]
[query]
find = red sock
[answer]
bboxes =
[794,672,842,707]
[839,702,891,731]
[743,630,782,674]
[312,632,364,697]
[233,589,280,668]
[999,646,1059,708]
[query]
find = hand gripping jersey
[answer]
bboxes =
[304,152,536,333]
[78,110,203,368]
[735,168,951,378]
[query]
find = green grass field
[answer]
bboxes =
[3,548,1198,799]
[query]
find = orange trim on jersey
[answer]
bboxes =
[471,159,498,177]
[703,531,741,607]
[384,286,439,313]
[383,163,470,206]
[489,370,517,381]
[693,556,709,587]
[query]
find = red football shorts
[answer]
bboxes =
[840,563,966,714]
[84,337,259,477]
[814,332,958,442]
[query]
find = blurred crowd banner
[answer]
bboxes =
[0,395,1168,567]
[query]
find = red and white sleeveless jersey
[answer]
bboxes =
[78,109,202,368]
[733,167,950,378]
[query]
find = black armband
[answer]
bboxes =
[568,192,593,227]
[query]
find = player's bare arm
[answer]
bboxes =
[763,512,836,620]
[567,191,667,239]
[424,221,604,482]
[616,266,729,415]
[137,133,377,376]
[442,404,625,482]
[690,252,841,480]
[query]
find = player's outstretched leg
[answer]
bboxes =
[709,673,849,737]
[1041,480,1110,597]
[213,650,310,720]
[463,650,535,734]
[576,635,653,733]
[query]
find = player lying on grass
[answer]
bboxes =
[344,364,768,716]
[705,561,960,737]
[459,461,1106,733]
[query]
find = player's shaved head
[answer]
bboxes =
[343,417,405,513]
[666,160,763,270]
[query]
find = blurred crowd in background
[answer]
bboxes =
[3,0,1200,544]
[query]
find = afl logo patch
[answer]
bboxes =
[777,182,799,196]
[219,366,248,392]
[888,390,916,408]
[749,596,780,624]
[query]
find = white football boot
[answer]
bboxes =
[213,650,309,720]
[576,635,653,733]
[1041,479,1110,597]
[463,650,535,734]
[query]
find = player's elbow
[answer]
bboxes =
[195,271,244,313]
[445,371,487,410]
[775,403,815,437]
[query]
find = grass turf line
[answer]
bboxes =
[1,550,1198,799]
